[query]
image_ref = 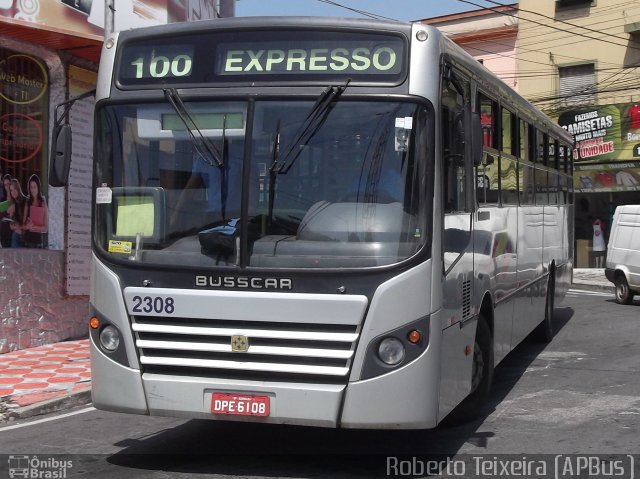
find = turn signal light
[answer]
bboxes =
[407,330,422,344]
[89,317,100,329]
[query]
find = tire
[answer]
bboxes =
[535,276,555,343]
[614,274,634,305]
[442,317,494,426]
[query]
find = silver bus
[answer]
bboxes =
[55,17,574,428]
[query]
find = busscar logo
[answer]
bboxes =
[231,334,249,352]
[195,275,293,290]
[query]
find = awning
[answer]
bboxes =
[0,16,103,64]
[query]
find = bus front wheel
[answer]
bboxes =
[442,316,494,426]
[535,276,555,343]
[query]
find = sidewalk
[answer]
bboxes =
[571,268,613,292]
[0,269,615,423]
[0,340,91,422]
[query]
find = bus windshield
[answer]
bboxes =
[94,99,431,269]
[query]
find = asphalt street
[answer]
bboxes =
[0,288,638,478]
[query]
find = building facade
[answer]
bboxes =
[516,0,640,267]
[0,0,224,352]
[418,4,519,89]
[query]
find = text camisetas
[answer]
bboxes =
[562,115,613,135]
[223,47,398,73]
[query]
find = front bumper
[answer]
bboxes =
[91,335,440,429]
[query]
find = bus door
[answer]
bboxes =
[438,65,477,417]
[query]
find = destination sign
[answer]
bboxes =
[217,41,402,76]
[119,44,195,83]
[117,30,407,86]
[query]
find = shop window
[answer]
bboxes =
[0,47,49,249]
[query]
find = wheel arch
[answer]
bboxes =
[479,291,494,338]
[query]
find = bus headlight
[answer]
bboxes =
[100,325,120,351]
[378,337,405,365]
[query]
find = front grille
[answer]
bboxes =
[132,316,359,383]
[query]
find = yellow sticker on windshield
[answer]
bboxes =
[108,240,133,254]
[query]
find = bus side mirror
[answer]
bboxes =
[49,124,72,187]
[471,112,483,167]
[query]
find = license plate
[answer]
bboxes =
[211,393,270,417]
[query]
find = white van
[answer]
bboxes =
[605,205,640,304]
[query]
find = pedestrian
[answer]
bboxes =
[592,218,606,268]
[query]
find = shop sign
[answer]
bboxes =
[558,103,640,163]
[0,54,46,163]
[0,47,49,250]
[0,113,42,163]
[0,54,47,105]
[573,161,640,193]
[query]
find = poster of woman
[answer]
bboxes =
[0,173,48,248]
[22,173,48,248]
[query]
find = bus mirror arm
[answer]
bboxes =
[49,89,96,187]
[50,124,72,187]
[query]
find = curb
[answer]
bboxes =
[0,389,92,422]
[571,281,614,294]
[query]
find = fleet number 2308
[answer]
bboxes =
[131,295,176,314]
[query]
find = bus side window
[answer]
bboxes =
[499,157,518,204]
[479,95,497,148]
[519,119,527,160]
[519,162,535,205]
[535,168,549,205]
[443,112,467,212]
[476,154,499,205]
[501,107,516,156]
[548,171,560,205]
[441,73,468,213]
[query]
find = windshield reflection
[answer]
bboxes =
[95,100,430,269]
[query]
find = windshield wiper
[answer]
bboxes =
[271,79,350,175]
[163,88,224,167]
[267,119,281,229]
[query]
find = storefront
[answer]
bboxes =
[0,1,220,352]
[558,103,640,268]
